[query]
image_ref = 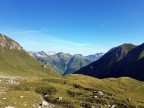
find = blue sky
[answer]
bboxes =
[0,0,144,55]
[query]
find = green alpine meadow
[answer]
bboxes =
[0,34,144,108]
[0,0,144,108]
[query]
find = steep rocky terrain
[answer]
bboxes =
[0,33,22,50]
[0,34,59,78]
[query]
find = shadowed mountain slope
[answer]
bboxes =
[75,43,144,81]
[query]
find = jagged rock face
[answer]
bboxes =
[0,34,23,50]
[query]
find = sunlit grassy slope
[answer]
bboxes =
[3,74,144,108]
[0,34,143,108]
[0,49,59,78]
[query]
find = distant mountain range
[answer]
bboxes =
[28,51,104,75]
[0,33,58,77]
[2,32,144,81]
[0,33,144,107]
[75,43,144,81]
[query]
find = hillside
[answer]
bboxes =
[85,53,105,62]
[0,34,59,78]
[0,34,144,108]
[75,43,144,81]
[28,52,92,75]
[1,74,144,108]
[63,55,90,75]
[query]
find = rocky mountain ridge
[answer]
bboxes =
[0,33,23,50]
[0,33,58,77]
[28,51,104,62]
[28,51,104,75]
[29,51,99,75]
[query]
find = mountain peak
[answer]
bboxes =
[0,33,23,50]
[75,43,144,81]
[108,43,136,57]
[140,43,144,47]
[121,43,134,46]
[119,43,136,51]
[46,51,56,55]
[74,54,83,57]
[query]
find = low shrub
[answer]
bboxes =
[35,86,57,95]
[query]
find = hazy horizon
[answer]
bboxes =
[0,0,144,55]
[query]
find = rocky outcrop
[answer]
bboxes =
[0,34,23,50]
